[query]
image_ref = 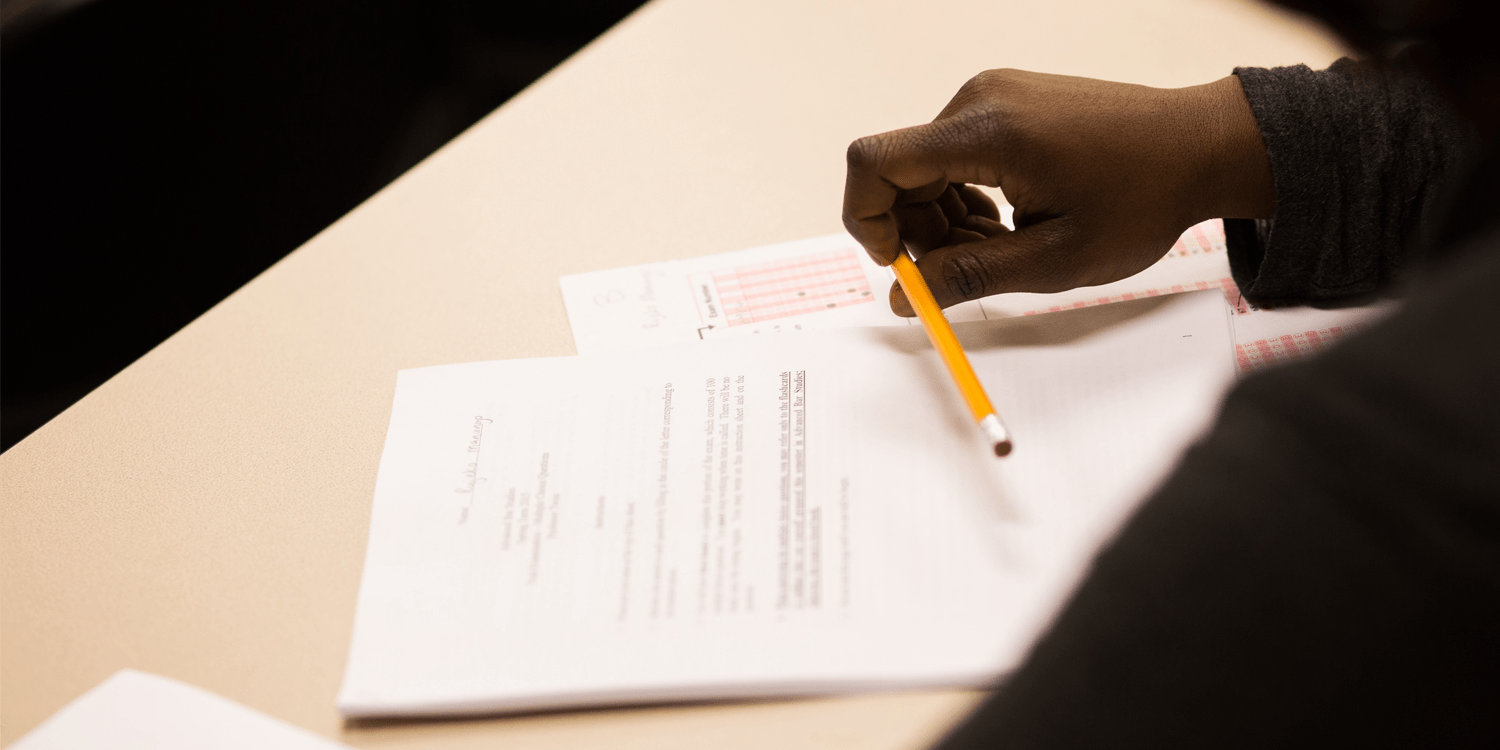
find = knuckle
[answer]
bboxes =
[846,136,882,168]
[968,68,1000,88]
[963,68,1016,97]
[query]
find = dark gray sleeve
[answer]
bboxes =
[1223,54,1474,304]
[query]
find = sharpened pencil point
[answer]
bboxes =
[994,440,1013,458]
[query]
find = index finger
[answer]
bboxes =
[841,125,994,265]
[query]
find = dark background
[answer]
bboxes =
[1,0,646,452]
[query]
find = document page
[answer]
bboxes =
[340,291,1236,718]
[13,670,350,750]
[559,223,1395,370]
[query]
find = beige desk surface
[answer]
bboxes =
[1,0,1343,745]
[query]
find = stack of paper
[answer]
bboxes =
[337,289,1237,717]
[338,226,1391,718]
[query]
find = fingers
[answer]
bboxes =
[888,222,1081,316]
[962,214,1007,236]
[934,185,968,225]
[889,282,916,317]
[892,202,949,253]
[897,183,993,253]
[945,227,987,246]
[843,124,1002,266]
[843,133,939,265]
[922,225,1083,304]
[955,184,1000,221]
[895,179,949,205]
[843,142,900,264]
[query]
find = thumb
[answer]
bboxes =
[888,221,1078,316]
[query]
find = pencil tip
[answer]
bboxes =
[994,440,1013,458]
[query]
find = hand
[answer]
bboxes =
[842,70,1275,316]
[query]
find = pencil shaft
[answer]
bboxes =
[890,254,995,422]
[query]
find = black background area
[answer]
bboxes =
[1,0,646,451]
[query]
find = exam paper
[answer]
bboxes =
[12,670,349,750]
[1225,295,1396,373]
[340,290,1236,718]
[559,223,1394,370]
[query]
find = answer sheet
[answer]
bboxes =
[340,291,1237,717]
[559,223,1395,371]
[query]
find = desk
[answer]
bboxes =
[0,1,1343,745]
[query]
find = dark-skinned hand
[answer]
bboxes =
[842,69,1276,316]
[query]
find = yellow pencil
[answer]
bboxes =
[891,253,1014,457]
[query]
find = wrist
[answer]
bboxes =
[1171,75,1277,225]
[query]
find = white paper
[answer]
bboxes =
[559,222,1394,370]
[12,670,349,750]
[339,290,1237,718]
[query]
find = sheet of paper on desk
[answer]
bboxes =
[559,221,1395,369]
[339,290,1235,718]
[12,670,350,749]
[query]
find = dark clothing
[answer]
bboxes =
[1227,54,1475,302]
[935,59,1500,748]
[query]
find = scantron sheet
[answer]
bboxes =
[561,220,1396,371]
